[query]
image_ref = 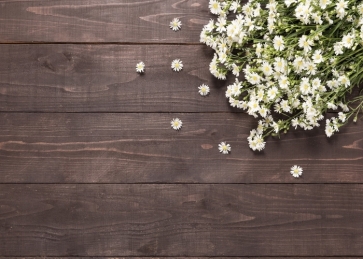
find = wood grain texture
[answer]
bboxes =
[0,112,362,183]
[1,184,363,256]
[0,44,235,112]
[0,0,212,43]
[1,258,359,259]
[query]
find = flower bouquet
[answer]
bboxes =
[201,0,363,151]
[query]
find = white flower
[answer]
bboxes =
[209,0,222,14]
[342,34,354,48]
[312,50,324,63]
[274,57,287,73]
[298,35,313,52]
[267,87,278,100]
[290,165,303,178]
[261,61,273,76]
[311,78,321,90]
[218,142,231,154]
[171,118,182,130]
[255,43,263,57]
[293,56,305,73]
[279,76,290,89]
[280,99,291,112]
[247,72,261,85]
[136,62,145,73]
[338,75,350,87]
[216,17,227,33]
[171,59,183,72]
[259,107,269,118]
[299,77,311,95]
[311,12,323,24]
[336,0,348,12]
[248,99,260,113]
[205,19,215,32]
[334,42,344,55]
[325,125,334,137]
[169,18,182,31]
[338,112,347,122]
[254,134,266,151]
[232,63,240,76]
[229,1,239,13]
[273,36,285,51]
[305,61,317,75]
[198,84,210,96]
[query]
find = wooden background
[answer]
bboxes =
[0,0,363,258]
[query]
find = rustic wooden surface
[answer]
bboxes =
[1,184,363,256]
[0,113,362,183]
[0,0,362,258]
[0,44,233,112]
[0,0,212,43]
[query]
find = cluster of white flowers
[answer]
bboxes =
[201,0,363,151]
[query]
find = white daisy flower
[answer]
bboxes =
[261,61,273,76]
[209,0,222,15]
[198,84,210,96]
[325,125,334,137]
[298,35,313,52]
[247,72,261,85]
[338,75,350,87]
[290,165,303,178]
[218,142,231,154]
[170,118,182,130]
[342,33,354,48]
[338,112,347,122]
[136,62,145,73]
[169,18,182,31]
[273,36,285,51]
[312,50,324,63]
[171,59,183,72]
[336,0,348,12]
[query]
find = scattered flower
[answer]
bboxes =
[170,118,182,130]
[218,142,231,154]
[136,62,145,73]
[169,18,182,31]
[290,165,303,178]
[171,59,183,72]
[198,84,210,96]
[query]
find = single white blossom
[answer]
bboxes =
[169,18,182,31]
[209,0,222,15]
[290,165,303,178]
[198,84,210,96]
[136,62,145,73]
[171,59,183,72]
[273,36,285,51]
[171,118,182,130]
[218,142,231,154]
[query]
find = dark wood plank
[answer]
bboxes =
[0,112,362,183]
[0,0,211,43]
[1,184,363,256]
[1,258,358,259]
[0,44,233,112]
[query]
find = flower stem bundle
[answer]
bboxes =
[201,0,363,151]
